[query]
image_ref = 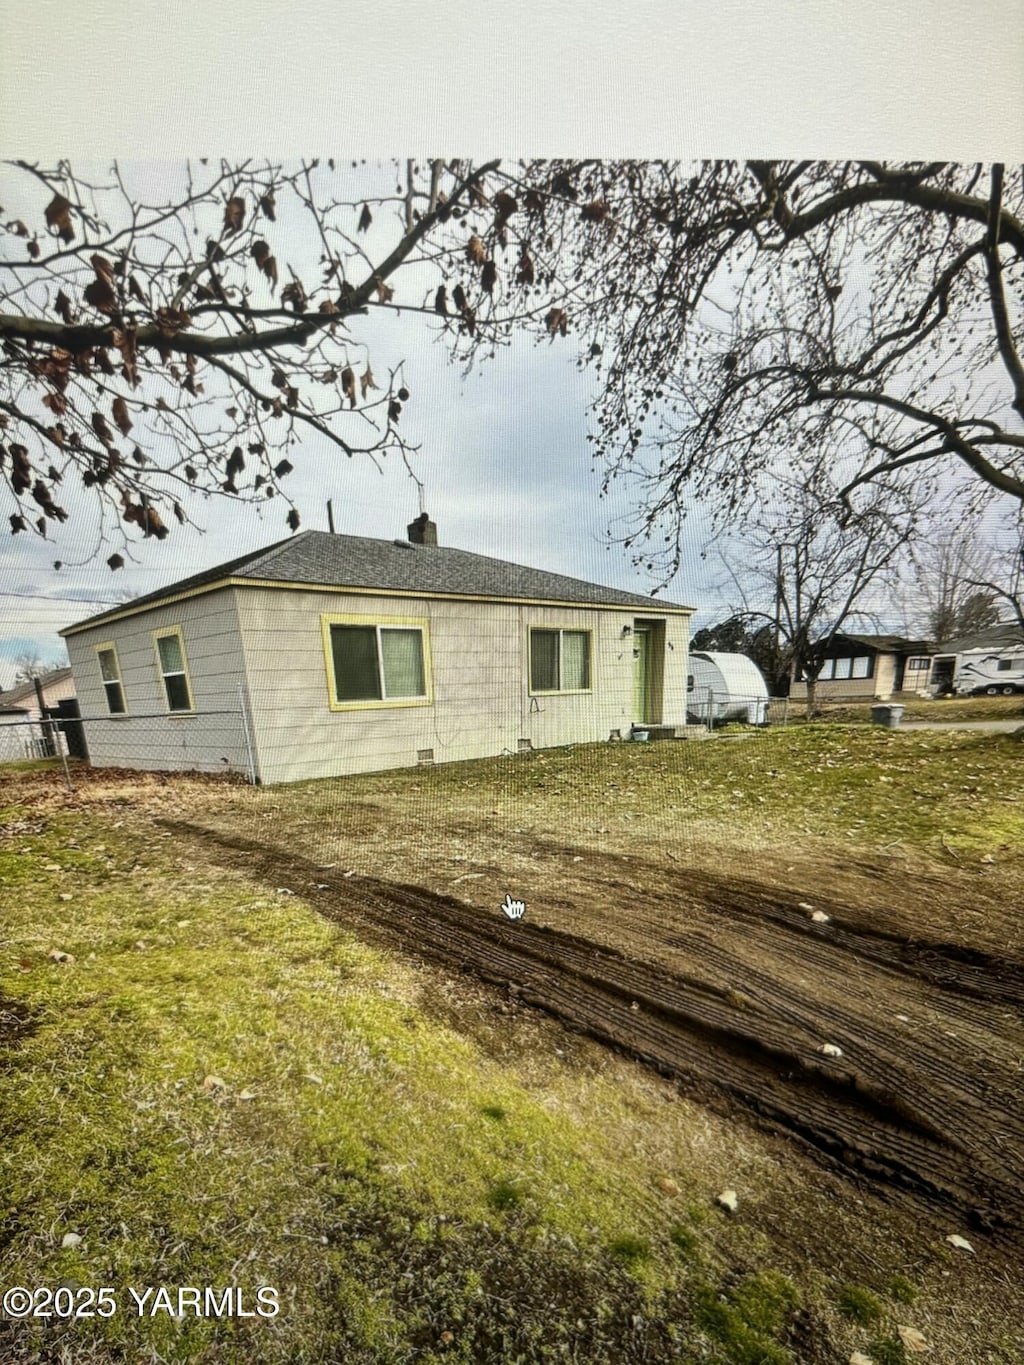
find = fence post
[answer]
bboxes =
[238,683,258,785]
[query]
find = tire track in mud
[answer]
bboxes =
[166,820,1024,1239]
[523,836,1024,1009]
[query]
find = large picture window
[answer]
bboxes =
[323,617,430,708]
[529,628,591,693]
[153,628,194,712]
[96,643,126,714]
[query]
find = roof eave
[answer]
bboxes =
[61,574,695,635]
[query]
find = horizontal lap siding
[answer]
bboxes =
[239,589,690,784]
[65,590,251,774]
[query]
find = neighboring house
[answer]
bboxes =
[61,520,695,785]
[0,666,76,721]
[789,634,933,702]
[0,702,32,762]
[927,622,1024,694]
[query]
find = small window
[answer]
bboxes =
[96,644,126,714]
[997,659,1013,672]
[906,656,930,671]
[818,659,834,681]
[154,628,194,712]
[327,621,428,705]
[530,628,591,692]
[833,657,853,680]
[851,656,872,679]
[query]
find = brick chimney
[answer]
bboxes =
[407,513,438,546]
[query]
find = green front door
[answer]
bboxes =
[632,628,651,723]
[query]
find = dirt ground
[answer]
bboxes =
[7,754,1024,1359]
[169,795,1024,1265]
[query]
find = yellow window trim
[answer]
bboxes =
[94,640,128,716]
[321,613,434,712]
[151,625,196,714]
[527,625,594,697]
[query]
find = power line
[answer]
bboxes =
[0,589,125,605]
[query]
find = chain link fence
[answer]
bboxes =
[0,708,257,790]
[686,688,791,729]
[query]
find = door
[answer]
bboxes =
[632,628,651,723]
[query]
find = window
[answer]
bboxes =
[997,659,1013,672]
[96,644,126,714]
[851,656,872,679]
[323,617,430,708]
[154,628,194,712]
[529,628,591,692]
[833,656,853,680]
[906,657,930,671]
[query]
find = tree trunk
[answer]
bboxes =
[805,677,817,720]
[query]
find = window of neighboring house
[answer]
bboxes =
[325,620,429,706]
[906,657,930,671]
[154,628,194,712]
[529,628,591,693]
[833,657,853,680]
[96,644,126,714]
[851,656,872,678]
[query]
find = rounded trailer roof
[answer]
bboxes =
[691,651,770,696]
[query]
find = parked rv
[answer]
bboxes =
[687,651,770,725]
[948,646,1024,696]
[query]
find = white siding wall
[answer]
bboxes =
[65,589,252,775]
[238,588,691,785]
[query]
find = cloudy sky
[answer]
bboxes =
[0,159,725,689]
[2,2,1021,689]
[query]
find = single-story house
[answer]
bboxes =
[0,666,76,721]
[789,634,933,702]
[61,519,695,785]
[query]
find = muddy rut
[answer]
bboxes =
[167,820,1024,1242]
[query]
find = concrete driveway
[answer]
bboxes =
[899,719,1023,733]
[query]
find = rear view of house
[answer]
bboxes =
[61,521,694,784]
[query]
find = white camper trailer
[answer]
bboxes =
[951,646,1024,696]
[687,651,770,725]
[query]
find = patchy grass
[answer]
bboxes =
[1,792,808,1364]
[266,723,1024,868]
[836,1282,885,1325]
[2,731,1022,1363]
[807,694,1024,724]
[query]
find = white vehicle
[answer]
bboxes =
[952,646,1024,696]
[687,651,770,725]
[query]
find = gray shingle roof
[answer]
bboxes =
[936,622,1024,653]
[831,633,930,653]
[64,530,693,634]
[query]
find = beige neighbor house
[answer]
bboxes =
[789,633,933,703]
[0,666,76,721]
[61,519,694,785]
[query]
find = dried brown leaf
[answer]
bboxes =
[340,367,357,408]
[112,397,133,437]
[45,193,75,243]
[223,197,245,235]
[466,235,486,265]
